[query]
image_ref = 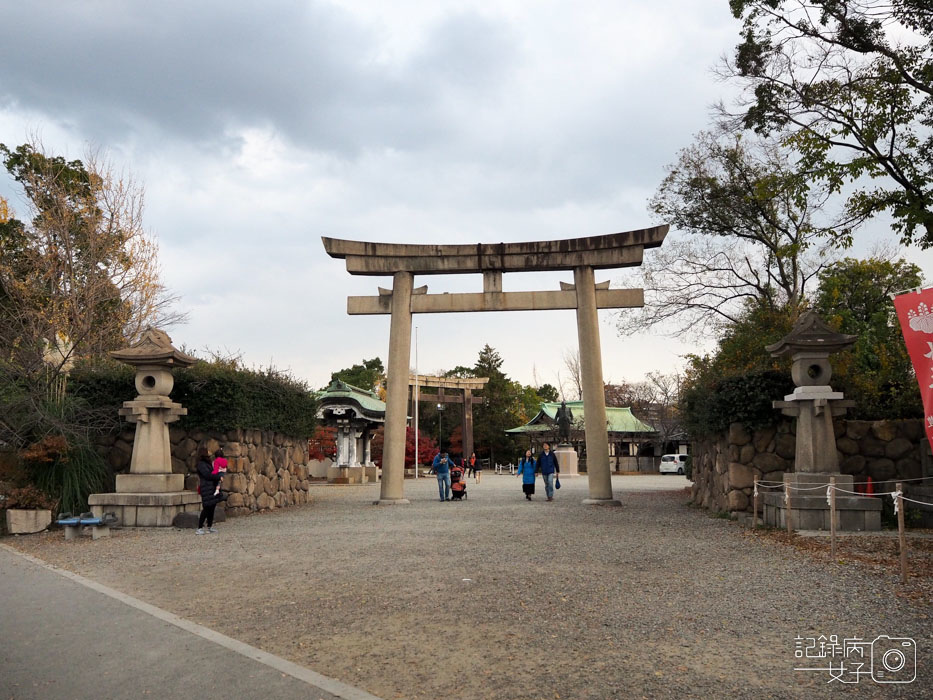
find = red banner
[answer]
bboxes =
[893,288,933,451]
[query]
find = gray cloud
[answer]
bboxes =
[0,1,778,387]
[0,1,520,158]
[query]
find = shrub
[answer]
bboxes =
[70,355,319,438]
[1,484,58,510]
[682,369,794,437]
[17,435,111,514]
[25,441,111,515]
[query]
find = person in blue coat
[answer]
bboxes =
[537,441,560,501]
[432,451,452,501]
[517,449,537,500]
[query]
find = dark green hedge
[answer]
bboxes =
[682,369,794,437]
[69,358,318,438]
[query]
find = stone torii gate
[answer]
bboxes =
[322,226,668,505]
[409,374,488,461]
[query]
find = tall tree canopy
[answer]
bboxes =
[725,0,933,245]
[468,345,526,462]
[622,131,834,335]
[0,141,183,448]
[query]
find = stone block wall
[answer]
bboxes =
[690,419,926,513]
[97,427,313,517]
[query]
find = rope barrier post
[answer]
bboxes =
[785,482,792,534]
[753,477,758,530]
[897,482,908,584]
[830,477,836,561]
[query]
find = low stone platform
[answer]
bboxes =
[761,473,881,531]
[326,465,380,484]
[89,491,201,527]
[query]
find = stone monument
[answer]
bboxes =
[553,400,579,476]
[761,311,881,530]
[89,328,201,526]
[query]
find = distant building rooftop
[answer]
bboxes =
[505,401,656,435]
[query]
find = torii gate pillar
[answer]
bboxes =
[379,271,413,504]
[574,265,617,504]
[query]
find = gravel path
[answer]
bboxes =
[6,475,931,699]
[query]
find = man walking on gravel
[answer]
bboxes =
[433,451,452,501]
[537,442,560,501]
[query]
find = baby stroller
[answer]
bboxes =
[450,464,467,500]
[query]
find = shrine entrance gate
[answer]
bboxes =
[322,226,668,505]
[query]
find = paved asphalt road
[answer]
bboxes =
[0,544,378,700]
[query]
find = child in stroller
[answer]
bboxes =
[450,462,468,500]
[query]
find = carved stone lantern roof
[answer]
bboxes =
[765,310,856,358]
[110,328,197,368]
[317,379,386,423]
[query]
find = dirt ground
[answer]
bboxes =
[5,475,932,699]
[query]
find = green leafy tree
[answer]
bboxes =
[536,383,559,403]
[679,300,797,435]
[725,0,933,245]
[814,256,923,418]
[471,344,524,463]
[680,255,924,435]
[330,357,385,394]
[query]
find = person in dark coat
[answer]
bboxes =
[537,441,560,501]
[196,446,221,534]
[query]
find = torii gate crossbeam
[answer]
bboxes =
[323,226,669,505]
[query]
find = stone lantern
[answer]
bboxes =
[89,328,202,526]
[317,379,385,484]
[761,311,881,530]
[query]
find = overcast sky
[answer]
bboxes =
[1,0,929,393]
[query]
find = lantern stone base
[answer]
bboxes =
[761,473,881,531]
[555,444,579,476]
[5,509,52,534]
[115,473,185,493]
[327,465,379,484]
[89,491,201,527]
[328,466,362,484]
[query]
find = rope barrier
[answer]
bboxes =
[899,494,933,507]
[755,475,933,486]
[750,482,933,508]
[829,487,869,496]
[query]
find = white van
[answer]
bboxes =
[659,454,688,475]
